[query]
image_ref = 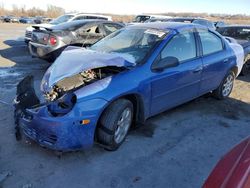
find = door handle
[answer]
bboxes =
[193,66,203,73]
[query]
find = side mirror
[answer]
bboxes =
[152,56,180,72]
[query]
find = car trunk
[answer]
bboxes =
[31,29,51,45]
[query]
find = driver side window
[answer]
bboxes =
[160,31,197,62]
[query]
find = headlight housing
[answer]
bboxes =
[47,92,76,117]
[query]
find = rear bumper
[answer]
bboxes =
[28,42,65,61]
[29,42,54,58]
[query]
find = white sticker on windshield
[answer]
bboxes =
[144,29,166,37]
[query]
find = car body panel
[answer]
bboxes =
[203,137,250,188]
[41,47,135,91]
[28,20,123,61]
[17,23,238,151]
[20,98,108,151]
[25,13,112,42]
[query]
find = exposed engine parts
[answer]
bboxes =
[44,66,124,101]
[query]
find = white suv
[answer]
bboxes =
[25,13,112,43]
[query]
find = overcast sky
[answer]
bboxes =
[0,0,249,15]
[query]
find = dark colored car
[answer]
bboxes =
[3,15,19,23]
[19,17,35,24]
[28,20,124,62]
[203,137,250,188]
[217,25,250,75]
[145,18,171,23]
[16,22,238,151]
[169,17,216,30]
[214,21,226,29]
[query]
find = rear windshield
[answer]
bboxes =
[50,15,74,25]
[217,27,250,40]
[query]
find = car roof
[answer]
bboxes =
[50,19,120,30]
[65,13,111,19]
[128,22,207,32]
[219,25,250,28]
[170,17,208,22]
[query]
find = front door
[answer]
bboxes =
[150,31,203,115]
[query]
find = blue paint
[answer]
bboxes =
[20,23,237,151]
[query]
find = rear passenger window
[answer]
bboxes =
[161,32,197,62]
[199,30,223,55]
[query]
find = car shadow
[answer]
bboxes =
[0,39,50,91]
[237,73,250,82]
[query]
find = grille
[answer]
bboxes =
[21,124,58,145]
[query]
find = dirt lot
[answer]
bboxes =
[0,23,250,188]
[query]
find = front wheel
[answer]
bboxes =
[97,99,133,151]
[213,71,235,100]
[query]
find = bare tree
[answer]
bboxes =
[46,5,65,18]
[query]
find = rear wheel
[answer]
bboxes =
[97,99,133,151]
[241,61,250,76]
[213,71,235,100]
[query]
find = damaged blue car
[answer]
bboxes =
[15,22,239,151]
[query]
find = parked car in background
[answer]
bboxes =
[29,20,124,62]
[0,16,4,22]
[168,17,216,30]
[19,17,35,24]
[217,25,250,75]
[203,137,250,188]
[25,13,112,43]
[3,15,19,23]
[16,22,239,151]
[133,14,172,23]
[214,21,226,29]
[145,18,171,23]
[33,16,44,24]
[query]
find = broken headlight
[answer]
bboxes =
[47,92,77,117]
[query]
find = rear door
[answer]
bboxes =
[150,30,203,115]
[197,29,229,94]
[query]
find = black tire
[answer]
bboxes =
[241,62,249,76]
[213,71,235,100]
[97,99,133,151]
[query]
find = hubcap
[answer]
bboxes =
[222,74,234,97]
[114,107,132,144]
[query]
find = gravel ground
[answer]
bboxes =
[0,23,250,188]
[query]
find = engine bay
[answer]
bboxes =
[44,66,125,101]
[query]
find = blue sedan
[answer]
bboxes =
[16,22,238,151]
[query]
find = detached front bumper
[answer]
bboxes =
[14,76,108,151]
[20,104,98,151]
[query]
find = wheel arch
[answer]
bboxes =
[231,65,238,76]
[96,93,146,131]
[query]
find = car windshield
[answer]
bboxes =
[50,15,74,25]
[90,28,167,64]
[217,27,250,40]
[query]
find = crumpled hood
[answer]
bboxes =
[41,47,135,92]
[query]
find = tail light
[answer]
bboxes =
[49,36,57,46]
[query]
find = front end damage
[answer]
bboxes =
[14,47,133,151]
